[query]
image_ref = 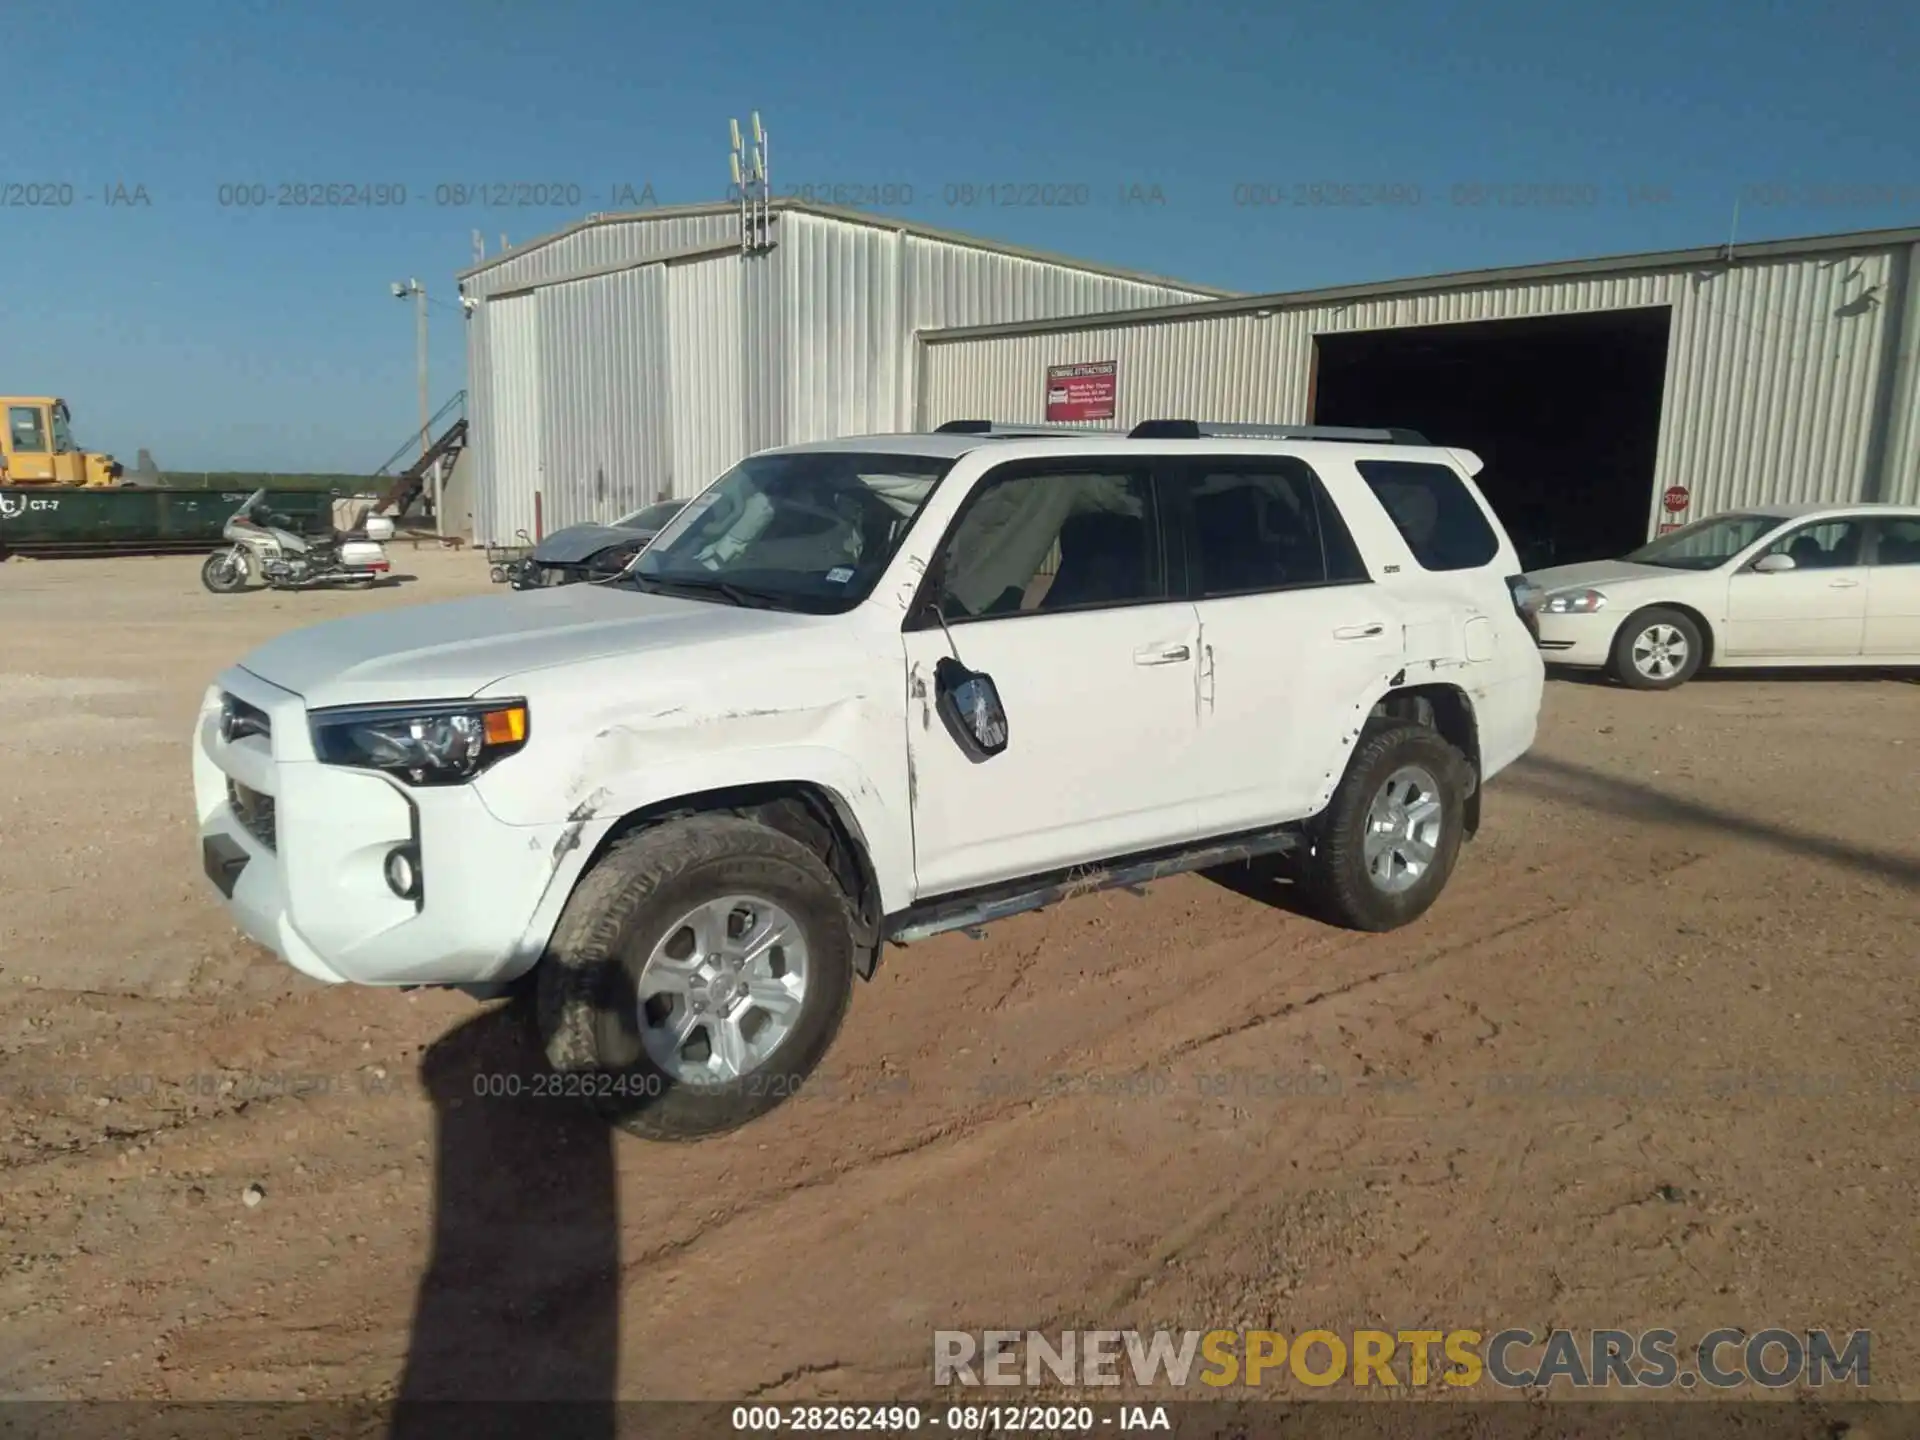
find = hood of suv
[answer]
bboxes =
[236,583,819,709]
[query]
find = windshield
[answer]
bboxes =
[1624,512,1785,570]
[616,500,686,531]
[631,451,955,612]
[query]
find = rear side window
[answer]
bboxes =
[1168,460,1369,597]
[1355,459,1499,572]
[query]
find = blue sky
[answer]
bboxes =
[8,0,1917,471]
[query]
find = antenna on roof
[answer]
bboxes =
[1724,195,1741,265]
[752,111,770,249]
[730,113,772,252]
[730,118,747,254]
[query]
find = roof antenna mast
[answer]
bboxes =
[752,111,769,250]
[729,112,772,253]
[730,118,746,254]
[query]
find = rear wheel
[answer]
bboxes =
[200,548,250,594]
[536,814,856,1141]
[1609,606,1703,690]
[1300,722,1470,932]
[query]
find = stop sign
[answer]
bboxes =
[1663,485,1690,513]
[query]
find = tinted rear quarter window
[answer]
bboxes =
[1355,459,1500,572]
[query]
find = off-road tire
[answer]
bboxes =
[1608,605,1704,690]
[200,548,250,594]
[1300,722,1470,932]
[535,813,856,1142]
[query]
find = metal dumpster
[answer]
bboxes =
[0,487,338,557]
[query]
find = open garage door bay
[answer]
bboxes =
[1312,308,1674,569]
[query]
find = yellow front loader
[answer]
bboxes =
[1,397,122,486]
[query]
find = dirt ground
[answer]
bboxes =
[1,546,1916,1405]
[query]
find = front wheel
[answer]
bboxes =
[200,548,250,594]
[1300,722,1470,932]
[1608,606,1704,690]
[536,813,856,1141]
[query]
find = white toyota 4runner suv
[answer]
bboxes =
[193,421,1544,1140]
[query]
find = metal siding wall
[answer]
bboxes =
[1882,243,1920,505]
[781,214,900,443]
[535,267,672,533]
[463,300,498,544]
[482,295,543,545]
[924,252,1897,526]
[774,211,1220,443]
[904,234,1217,333]
[464,212,742,299]
[469,207,1220,529]
[740,243,789,454]
[667,256,749,498]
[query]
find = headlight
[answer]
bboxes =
[309,699,529,785]
[1540,588,1608,614]
[590,543,642,573]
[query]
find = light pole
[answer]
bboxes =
[390,278,431,524]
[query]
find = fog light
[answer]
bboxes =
[384,845,422,901]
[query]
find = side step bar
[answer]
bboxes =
[885,824,1306,944]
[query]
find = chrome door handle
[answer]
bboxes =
[1135,643,1191,665]
[1333,623,1386,640]
[1828,578,1860,589]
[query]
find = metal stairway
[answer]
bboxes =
[372,391,468,518]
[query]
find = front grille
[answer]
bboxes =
[227,779,277,852]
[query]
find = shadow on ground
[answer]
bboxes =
[1505,752,1920,888]
[390,1002,619,1437]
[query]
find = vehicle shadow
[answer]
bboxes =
[1503,752,1920,887]
[1199,856,1325,919]
[389,1001,619,1440]
[1548,663,1920,688]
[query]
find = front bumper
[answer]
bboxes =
[1533,610,1618,669]
[192,669,596,987]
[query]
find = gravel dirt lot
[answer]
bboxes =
[1,548,1916,1405]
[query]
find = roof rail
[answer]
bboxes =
[1128,420,1429,444]
[933,419,1116,436]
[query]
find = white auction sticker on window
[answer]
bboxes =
[825,566,854,584]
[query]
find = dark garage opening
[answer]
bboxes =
[1311,307,1672,568]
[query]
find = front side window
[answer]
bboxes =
[1756,518,1865,569]
[1170,461,1369,597]
[932,466,1160,622]
[1354,459,1500,572]
[50,404,75,454]
[8,406,47,454]
[1625,512,1783,570]
[1873,517,1920,566]
[631,451,953,612]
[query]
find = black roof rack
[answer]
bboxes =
[933,419,1117,436]
[1128,420,1429,444]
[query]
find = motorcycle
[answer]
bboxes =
[201,488,395,594]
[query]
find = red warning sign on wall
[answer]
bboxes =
[1663,485,1690,513]
[1045,361,1118,422]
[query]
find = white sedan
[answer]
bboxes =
[1526,503,1920,689]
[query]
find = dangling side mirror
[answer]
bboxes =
[934,656,1008,763]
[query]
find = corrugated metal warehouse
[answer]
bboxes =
[917,225,1920,566]
[456,199,1231,545]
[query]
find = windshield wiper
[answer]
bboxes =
[629,574,790,609]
